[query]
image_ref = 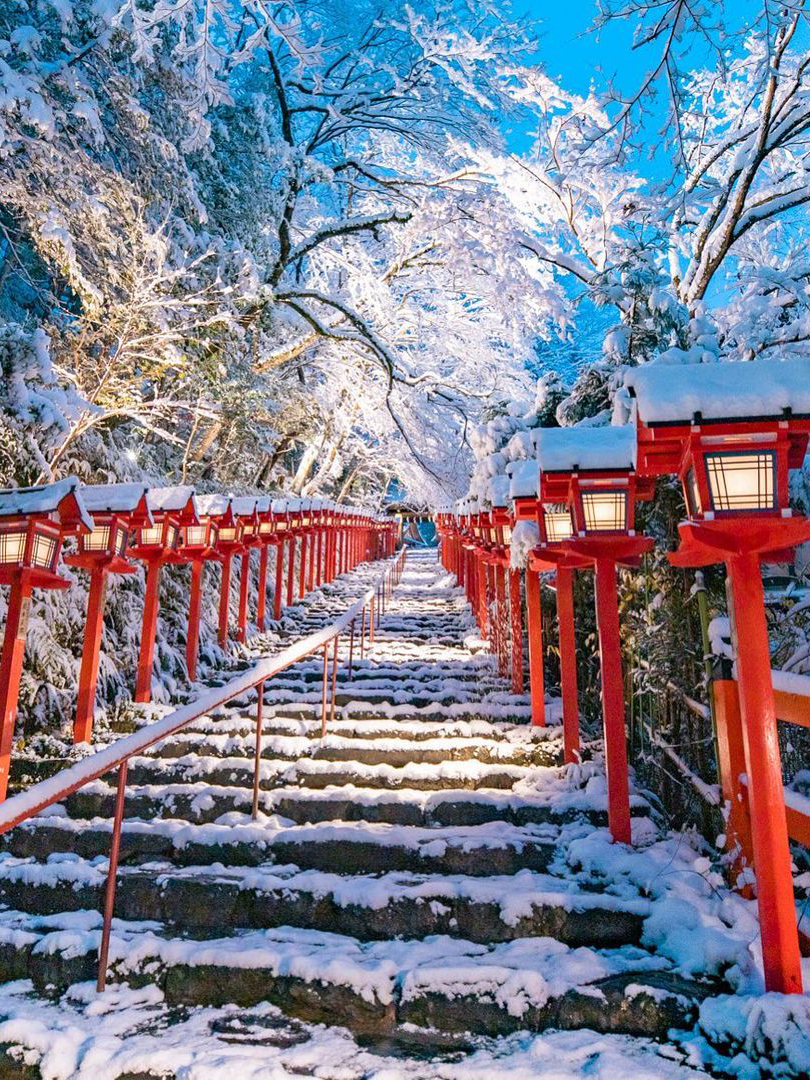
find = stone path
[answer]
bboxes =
[0,549,763,1076]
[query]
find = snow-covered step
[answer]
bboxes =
[50,771,647,829]
[0,856,649,947]
[180,712,554,744]
[114,754,541,792]
[3,815,560,876]
[146,731,557,768]
[0,909,708,1041]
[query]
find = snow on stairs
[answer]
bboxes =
[0,550,715,1047]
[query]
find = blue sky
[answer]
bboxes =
[505,3,673,181]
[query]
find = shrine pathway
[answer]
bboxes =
[0,549,770,1077]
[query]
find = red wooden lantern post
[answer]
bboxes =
[508,460,551,728]
[0,478,93,799]
[313,501,325,587]
[534,427,655,838]
[131,487,197,703]
[251,497,274,632]
[298,499,312,599]
[173,510,220,682]
[270,500,287,621]
[285,501,300,607]
[490,478,524,694]
[230,497,259,644]
[211,497,246,647]
[67,484,151,742]
[628,359,810,995]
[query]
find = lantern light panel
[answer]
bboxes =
[543,506,574,543]
[581,490,628,532]
[0,530,27,564]
[704,450,775,512]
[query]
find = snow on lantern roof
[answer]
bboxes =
[533,425,637,472]
[625,358,810,425]
[488,475,511,508]
[0,477,94,530]
[195,493,230,518]
[148,485,197,515]
[255,496,272,514]
[507,459,539,499]
[271,499,287,514]
[230,496,258,518]
[79,483,152,519]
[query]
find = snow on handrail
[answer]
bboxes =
[0,550,406,836]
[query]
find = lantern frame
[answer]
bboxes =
[0,479,92,589]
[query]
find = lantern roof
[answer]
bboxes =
[0,477,93,531]
[487,475,511,508]
[195,493,230,518]
[79,483,152,525]
[507,459,539,499]
[230,495,258,518]
[533,426,637,473]
[626,358,810,425]
[148,485,198,523]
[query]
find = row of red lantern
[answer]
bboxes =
[437,358,810,997]
[0,479,397,800]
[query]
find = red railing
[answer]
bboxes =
[713,667,810,954]
[0,547,407,990]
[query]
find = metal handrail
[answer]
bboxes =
[0,546,407,989]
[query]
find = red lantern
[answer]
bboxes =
[533,426,654,845]
[628,358,810,995]
[0,477,93,799]
[132,487,198,703]
[230,496,260,644]
[66,483,151,742]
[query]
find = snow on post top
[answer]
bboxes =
[0,477,93,530]
[625,358,810,424]
[507,459,539,499]
[533,426,637,472]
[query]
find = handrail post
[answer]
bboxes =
[320,643,329,736]
[369,595,375,645]
[328,634,339,729]
[360,605,366,658]
[97,760,128,992]
[251,680,265,820]
[348,619,356,677]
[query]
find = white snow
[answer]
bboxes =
[533,425,637,472]
[507,458,539,498]
[78,483,151,515]
[626,357,810,424]
[0,476,93,528]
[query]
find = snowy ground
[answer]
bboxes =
[0,981,707,1079]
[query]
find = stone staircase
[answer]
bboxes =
[0,549,722,1060]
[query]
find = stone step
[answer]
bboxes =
[0,912,712,1041]
[182,713,554,744]
[147,731,556,768]
[0,860,648,947]
[50,776,636,828]
[3,816,559,875]
[118,754,538,791]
